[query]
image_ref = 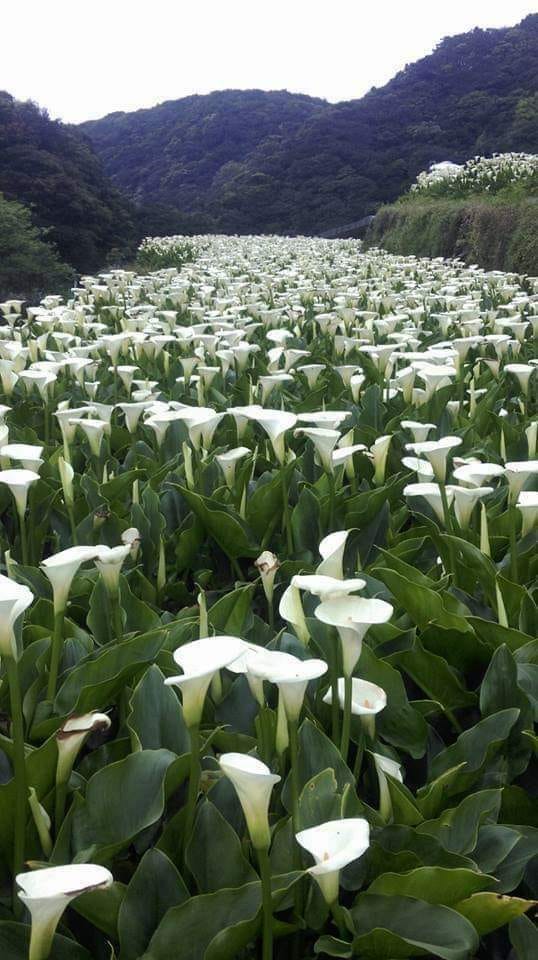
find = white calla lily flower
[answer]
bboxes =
[315,595,393,676]
[296,818,370,905]
[316,530,350,579]
[164,635,244,726]
[219,752,280,849]
[0,573,33,659]
[41,546,99,613]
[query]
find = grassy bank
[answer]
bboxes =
[365,197,538,274]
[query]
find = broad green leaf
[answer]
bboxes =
[351,894,479,960]
[510,914,538,959]
[118,849,188,960]
[455,892,536,936]
[175,484,259,559]
[127,664,190,754]
[186,800,258,892]
[417,789,502,854]
[0,923,90,959]
[367,867,493,905]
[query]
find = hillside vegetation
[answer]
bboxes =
[80,14,538,234]
[0,92,134,272]
[0,193,74,299]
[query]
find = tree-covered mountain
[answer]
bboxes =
[80,14,538,235]
[0,92,134,272]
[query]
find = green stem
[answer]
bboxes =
[67,505,78,545]
[353,726,365,782]
[54,779,68,837]
[328,471,336,531]
[257,845,274,960]
[281,469,293,555]
[46,610,65,702]
[509,505,518,583]
[184,724,200,862]
[288,719,300,830]
[111,593,124,643]
[330,900,348,940]
[19,510,28,566]
[340,674,352,764]
[6,657,28,882]
[330,668,341,746]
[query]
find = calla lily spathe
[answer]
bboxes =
[0,574,33,659]
[219,752,280,850]
[315,595,393,676]
[296,818,370,904]
[41,546,99,613]
[165,635,244,726]
[17,863,113,960]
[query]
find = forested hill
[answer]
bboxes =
[80,14,538,235]
[0,92,134,271]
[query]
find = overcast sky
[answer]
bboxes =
[2,1,536,123]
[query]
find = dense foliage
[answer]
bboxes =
[366,198,538,274]
[0,194,74,300]
[0,235,536,960]
[80,15,538,235]
[0,92,134,273]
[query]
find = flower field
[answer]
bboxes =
[410,153,538,199]
[0,235,537,959]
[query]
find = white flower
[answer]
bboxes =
[504,461,538,505]
[405,436,462,483]
[94,544,131,594]
[373,752,403,822]
[250,409,297,465]
[0,443,44,472]
[323,677,386,716]
[316,530,350,579]
[0,468,40,517]
[0,573,33,659]
[164,635,244,726]
[216,446,251,488]
[517,491,538,536]
[296,818,370,904]
[315,596,393,676]
[247,649,327,721]
[401,421,436,443]
[279,583,310,646]
[404,482,454,525]
[41,546,99,613]
[452,486,493,528]
[56,711,111,784]
[295,428,340,474]
[370,435,392,486]
[255,551,279,604]
[17,864,113,960]
[219,752,280,849]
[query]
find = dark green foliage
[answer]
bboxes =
[0,92,134,272]
[81,15,538,235]
[365,198,538,273]
[0,193,74,300]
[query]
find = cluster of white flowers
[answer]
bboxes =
[411,152,538,196]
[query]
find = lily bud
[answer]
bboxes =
[373,752,403,822]
[255,551,279,605]
[58,457,74,508]
[56,711,111,785]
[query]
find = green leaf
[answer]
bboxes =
[417,789,502,854]
[186,800,258,892]
[510,914,538,959]
[72,881,126,939]
[390,635,475,714]
[297,769,341,830]
[71,749,179,861]
[371,566,472,634]
[208,583,256,636]
[0,923,91,959]
[142,883,261,960]
[175,484,259,559]
[359,645,428,759]
[454,892,536,936]
[351,894,479,960]
[367,867,493,905]
[118,849,189,960]
[127,664,190,754]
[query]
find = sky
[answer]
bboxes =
[1,1,536,123]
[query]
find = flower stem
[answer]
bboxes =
[19,510,28,566]
[330,668,341,747]
[183,724,200,862]
[288,719,300,830]
[6,657,28,882]
[340,674,352,764]
[257,845,274,960]
[331,900,348,940]
[509,505,518,583]
[328,471,336,530]
[46,610,65,702]
[281,469,293,555]
[54,779,68,837]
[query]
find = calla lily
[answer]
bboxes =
[517,491,538,536]
[17,864,113,960]
[255,550,279,605]
[504,461,538,504]
[404,482,455,525]
[219,752,280,850]
[370,434,392,486]
[279,583,310,646]
[70,418,107,456]
[324,676,387,717]
[216,446,251,488]
[505,363,535,396]
[406,436,462,483]
[0,573,33,660]
[164,635,244,726]
[452,462,505,487]
[56,711,111,785]
[41,546,98,614]
[295,427,340,474]
[315,595,393,676]
[401,421,436,443]
[373,752,403,822]
[296,818,370,905]
[247,649,327,722]
[121,526,141,559]
[0,468,39,518]
[250,409,297,465]
[0,443,44,472]
[316,530,350,579]
[94,544,131,595]
[292,574,365,600]
[58,456,74,508]
[452,485,493,528]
